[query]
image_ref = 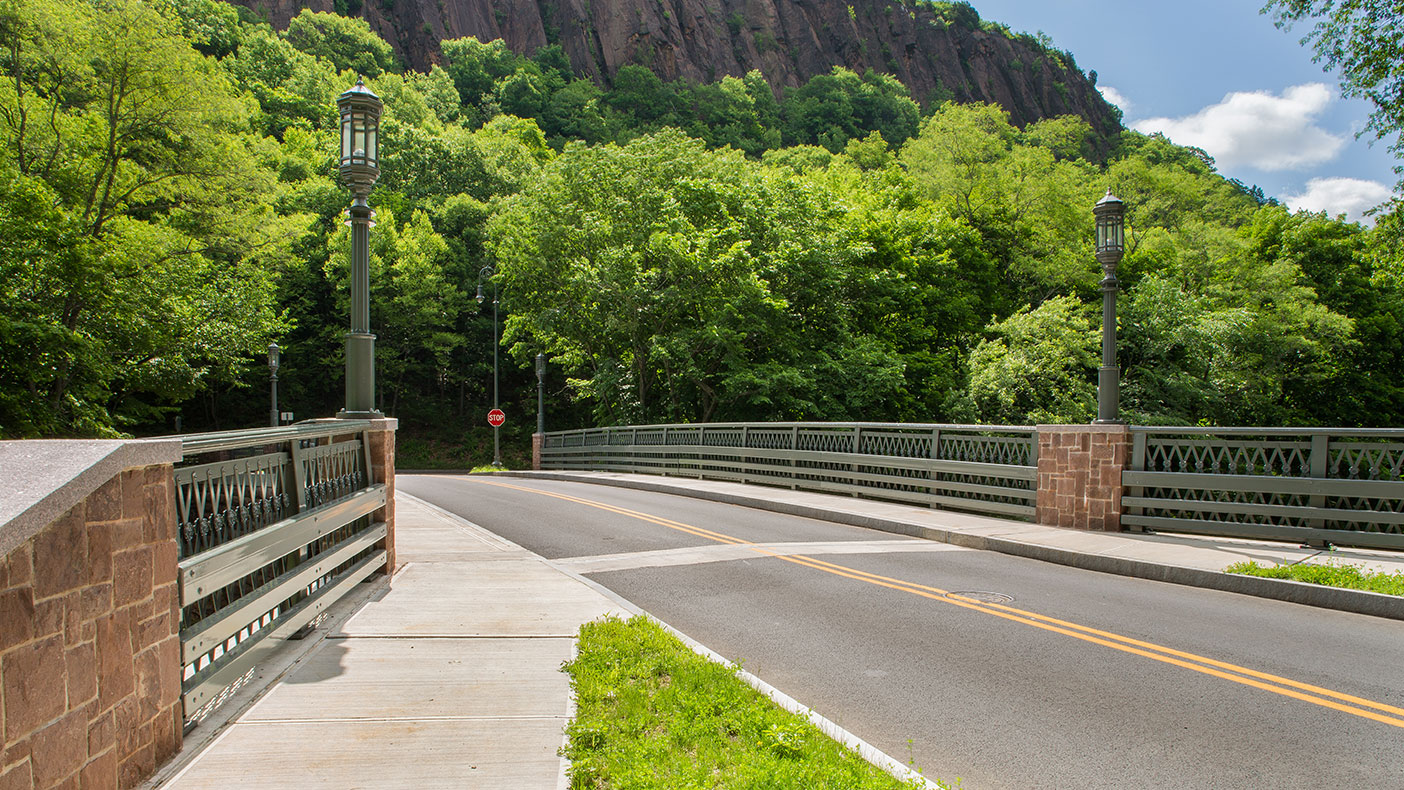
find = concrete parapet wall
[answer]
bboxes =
[1036,424,1130,531]
[0,442,183,790]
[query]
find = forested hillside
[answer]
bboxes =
[225,0,1122,148]
[2,0,1401,459]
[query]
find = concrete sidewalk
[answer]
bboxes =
[497,470,1404,621]
[150,494,627,789]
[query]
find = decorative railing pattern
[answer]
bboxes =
[174,421,388,725]
[542,422,1038,519]
[1124,427,1404,549]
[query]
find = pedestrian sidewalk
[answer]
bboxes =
[498,470,1404,621]
[149,493,627,790]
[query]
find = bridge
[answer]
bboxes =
[2,418,1402,787]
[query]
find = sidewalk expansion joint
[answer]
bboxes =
[326,633,578,639]
[240,714,570,725]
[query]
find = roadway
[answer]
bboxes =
[399,474,1404,789]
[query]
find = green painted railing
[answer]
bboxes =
[174,421,388,725]
[1124,427,1404,550]
[542,422,1038,519]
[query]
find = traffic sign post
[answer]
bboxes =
[487,408,505,467]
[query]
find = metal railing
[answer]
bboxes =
[174,421,388,725]
[1124,427,1404,549]
[542,422,1038,519]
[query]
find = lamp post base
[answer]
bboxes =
[344,331,378,417]
[1095,363,1120,424]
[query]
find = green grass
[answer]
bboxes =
[1225,560,1404,596]
[562,615,944,790]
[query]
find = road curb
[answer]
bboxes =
[487,470,1404,622]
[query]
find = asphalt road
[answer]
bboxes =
[399,474,1404,789]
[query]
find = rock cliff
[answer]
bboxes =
[233,0,1121,137]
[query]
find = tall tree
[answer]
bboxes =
[0,0,289,435]
[488,130,897,424]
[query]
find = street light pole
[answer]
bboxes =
[268,343,281,428]
[476,265,501,466]
[535,352,546,435]
[1093,189,1126,424]
[336,77,384,419]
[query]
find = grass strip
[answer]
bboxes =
[562,615,941,789]
[1225,560,1404,596]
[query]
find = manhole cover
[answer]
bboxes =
[946,591,1014,604]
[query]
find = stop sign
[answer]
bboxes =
[487,408,506,427]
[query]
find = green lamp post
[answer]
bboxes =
[268,342,281,427]
[536,352,546,435]
[336,77,384,419]
[1093,189,1125,424]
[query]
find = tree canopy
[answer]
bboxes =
[3,0,1402,447]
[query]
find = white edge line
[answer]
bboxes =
[656,616,943,790]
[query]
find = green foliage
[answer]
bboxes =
[221,25,340,137]
[327,207,465,413]
[966,296,1098,424]
[902,103,1098,299]
[1225,560,1404,596]
[441,36,521,119]
[562,616,934,789]
[411,65,462,124]
[6,0,1402,439]
[283,9,399,78]
[489,130,900,424]
[0,0,291,436]
[154,0,242,57]
[921,1,980,30]
[783,67,922,151]
[1264,0,1404,182]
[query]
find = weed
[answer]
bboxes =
[1225,560,1404,596]
[562,616,949,788]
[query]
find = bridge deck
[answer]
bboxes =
[149,472,1404,788]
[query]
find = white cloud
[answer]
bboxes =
[1098,86,1132,114]
[1282,177,1393,224]
[1131,84,1346,171]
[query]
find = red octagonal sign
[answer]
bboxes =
[487,408,506,427]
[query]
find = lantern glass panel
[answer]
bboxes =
[341,116,352,161]
[366,125,377,164]
[353,114,367,158]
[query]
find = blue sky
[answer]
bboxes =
[968,0,1399,222]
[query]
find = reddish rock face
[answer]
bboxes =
[230,0,1120,139]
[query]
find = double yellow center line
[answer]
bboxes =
[472,478,1404,729]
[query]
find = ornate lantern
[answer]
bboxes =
[337,77,382,197]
